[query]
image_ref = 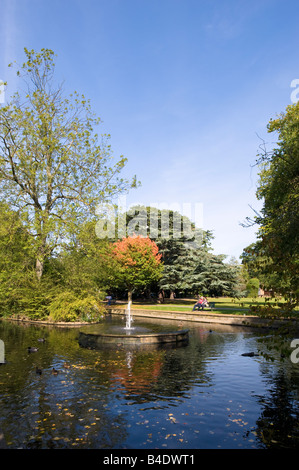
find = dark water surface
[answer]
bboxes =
[0,317,298,449]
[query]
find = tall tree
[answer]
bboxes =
[102,204,241,298]
[0,48,137,280]
[252,102,299,301]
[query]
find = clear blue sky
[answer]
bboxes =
[2,0,299,260]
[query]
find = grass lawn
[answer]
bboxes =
[127,297,297,316]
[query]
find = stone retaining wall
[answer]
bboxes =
[107,307,298,329]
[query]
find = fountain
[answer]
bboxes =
[125,301,133,330]
[79,302,189,350]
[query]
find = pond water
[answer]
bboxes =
[0,316,298,449]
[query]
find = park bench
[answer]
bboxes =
[192,301,215,311]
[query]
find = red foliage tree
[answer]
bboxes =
[112,235,163,302]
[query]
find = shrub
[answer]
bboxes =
[48,291,105,322]
[1,272,56,320]
[246,278,260,298]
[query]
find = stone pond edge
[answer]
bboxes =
[2,307,298,330]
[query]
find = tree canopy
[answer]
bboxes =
[112,205,244,298]
[0,48,256,321]
[0,48,137,280]
[246,102,299,301]
[112,235,163,301]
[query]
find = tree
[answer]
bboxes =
[143,207,239,297]
[201,253,242,297]
[0,203,34,315]
[252,102,299,302]
[112,235,163,302]
[240,242,289,295]
[0,48,137,280]
[246,277,260,298]
[104,204,242,298]
[125,205,212,297]
[227,256,248,298]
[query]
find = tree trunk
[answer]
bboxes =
[35,240,46,281]
[128,291,133,303]
[36,256,44,281]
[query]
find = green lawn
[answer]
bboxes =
[128,297,297,316]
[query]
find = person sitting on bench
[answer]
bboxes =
[192,297,209,311]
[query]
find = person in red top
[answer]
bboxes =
[192,297,203,311]
[192,296,209,311]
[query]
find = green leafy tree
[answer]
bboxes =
[249,102,299,303]
[0,203,34,315]
[145,207,239,297]
[227,256,248,298]
[125,205,211,297]
[246,277,260,298]
[240,242,289,295]
[102,204,242,298]
[0,48,137,281]
[59,221,115,296]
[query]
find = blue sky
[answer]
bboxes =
[1,0,299,260]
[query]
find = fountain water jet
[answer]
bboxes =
[125,301,133,330]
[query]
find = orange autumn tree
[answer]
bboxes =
[112,235,163,302]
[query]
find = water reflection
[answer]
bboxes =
[253,366,299,448]
[0,318,298,449]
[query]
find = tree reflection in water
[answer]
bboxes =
[0,319,298,449]
[253,366,299,448]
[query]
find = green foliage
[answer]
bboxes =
[156,223,241,297]
[15,275,56,320]
[252,102,299,300]
[246,278,260,298]
[240,242,291,296]
[110,205,244,298]
[0,204,109,321]
[249,300,297,319]
[48,291,105,323]
[0,203,36,316]
[62,221,117,294]
[0,48,137,280]
[0,48,139,321]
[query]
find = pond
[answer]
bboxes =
[0,316,298,450]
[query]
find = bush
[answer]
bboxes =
[0,272,56,320]
[246,278,260,298]
[48,291,105,322]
